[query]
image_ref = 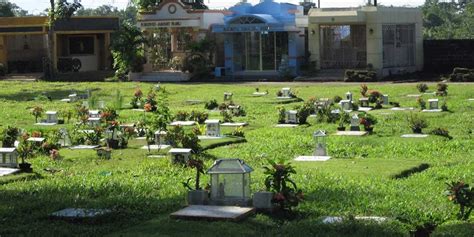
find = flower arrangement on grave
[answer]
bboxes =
[295,101,313,125]
[277,107,286,124]
[31,131,42,138]
[204,99,219,110]
[31,106,44,123]
[123,126,136,143]
[49,149,60,161]
[76,104,89,124]
[85,126,104,145]
[430,128,453,139]
[175,111,190,121]
[1,126,20,147]
[359,112,377,132]
[143,103,152,112]
[58,109,73,124]
[263,159,303,212]
[416,83,429,93]
[441,99,449,111]
[17,135,34,172]
[417,97,426,110]
[221,110,233,123]
[130,88,143,109]
[100,107,118,122]
[230,126,245,137]
[189,111,209,124]
[337,111,350,131]
[144,89,158,112]
[183,158,205,191]
[445,181,474,221]
[368,90,383,109]
[407,113,428,134]
[436,83,448,96]
[41,142,59,155]
[360,84,369,97]
[106,121,121,149]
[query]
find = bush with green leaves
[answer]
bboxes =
[416,83,429,93]
[407,113,429,133]
[263,159,303,212]
[445,181,474,221]
[174,111,190,121]
[204,99,218,110]
[189,111,209,124]
[1,126,19,147]
[221,110,233,123]
[182,158,205,191]
[437,83,449,96]
[417,97,427,110]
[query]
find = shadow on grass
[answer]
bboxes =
[0,172,42,185]
[391,163,430,179]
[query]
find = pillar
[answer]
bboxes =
[308,23,320,70]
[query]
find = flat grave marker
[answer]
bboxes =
[170,205,255,221]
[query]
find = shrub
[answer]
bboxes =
[182,158,205,190]
[344,70,377,82]
[101,107,119,122]
[449,67,474,82]
[130,88,143,109]
[408,113,428,133]
[417,97,426,110]
[204,99,218,110]
[263,159,303,212]
[360,84,369,97]
[221,110,233,123]
[295,102,313,125]
[189,111,209,124]
[231,126,245,137]
[277,107,286,124]
[333,95,342,103]
[1,126,20,147]
[31,106,44,123]
[445,181,474,221]
[359,112,377,131]
[144,88,157,112]
[175,111,190,121]
[416,83,429,93]
[437,83,448,96]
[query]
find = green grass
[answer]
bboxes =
[0,81,473,236]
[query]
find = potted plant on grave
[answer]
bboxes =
[436,83,448,96]
[183,158,209,205]
[204,99,218,110]
[359,112,377,133]
[417,97,426,110]
[106,121,120,149]
[1,126,20,147]
[31,106,44,123]
[100,107,119,123]
[17,134,34,172]
[130,88,143,109]
[262,159,303,213]
[368,90,383,109]
[445,181,474,221]
[144,126,155,153]
[337,112,350,131]
[144,89,157,112]
[408,113,428,134]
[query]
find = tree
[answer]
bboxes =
[0,2,28,17]
[46,0,82,79]
[76,4,137,25]
[422,0,474,39]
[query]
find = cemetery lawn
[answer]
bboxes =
[0,81,473,236]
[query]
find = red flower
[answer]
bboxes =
[144,103,152,112]
[134,88,143,98]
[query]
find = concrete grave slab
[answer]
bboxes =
[69,145,100,149]
[170,121,197,126]
[221,122,248,127]
[27,137,45,143]
[51,208,111,219]
[132,109,145,112]
[276,96,293,100]
[295,156,331,161]
[358,107,373,112]
[335,131,368,136]
[60,99,71,102]
[147,155,166,158]
[198,135,225,140]
[275,124,299,128]
[140,145,171,150]
[406,94,421,97]
[401,134,429,138]
[322,216,388,224]
[252,92,268,96]
[322,216,344,224]
[0,167,20,176]
[35,123,57,126]
[468,99,474,101]
[170,205,255,221]
[391,107,414,111]
[185,100,203,104]
[422,109,442,113]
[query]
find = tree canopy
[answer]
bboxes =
[0,2,28,17]
[422,0,474,39]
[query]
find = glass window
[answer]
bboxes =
[320,25,366,69]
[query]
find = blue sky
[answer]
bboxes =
[14,0,425,15]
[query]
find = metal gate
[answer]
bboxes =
[320,25,367,69]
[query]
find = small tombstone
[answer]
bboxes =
[207,159,253,206]
[313,130,328,156]
[345,92,353,101]
[340,100,352,111]
[58,128,72,147]
[169,148,192,164]
[359,98,369,107]
[382,95,389,105]
[88,117,101,127]
[27,137,45,146]
[98,101,105,109]
[154,130,168,145]
[228,105,240,115]
[0,148,18,168]
[89,110,100,118]
[428,99,439,110]
[205,119,221,137]
[68,94,78,102]
[45,111,58,124]
[285,110,298,124]
[96,148,112,159]
[281,88,291,97]
[224,92,233,101]
[350,114,360,131]
[155,84,161,91]
[82,101,89,108]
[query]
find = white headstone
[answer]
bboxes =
[45,111,58,124]
[205,119,221,137]
[428,99,439,110]
[285,110,298,124]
